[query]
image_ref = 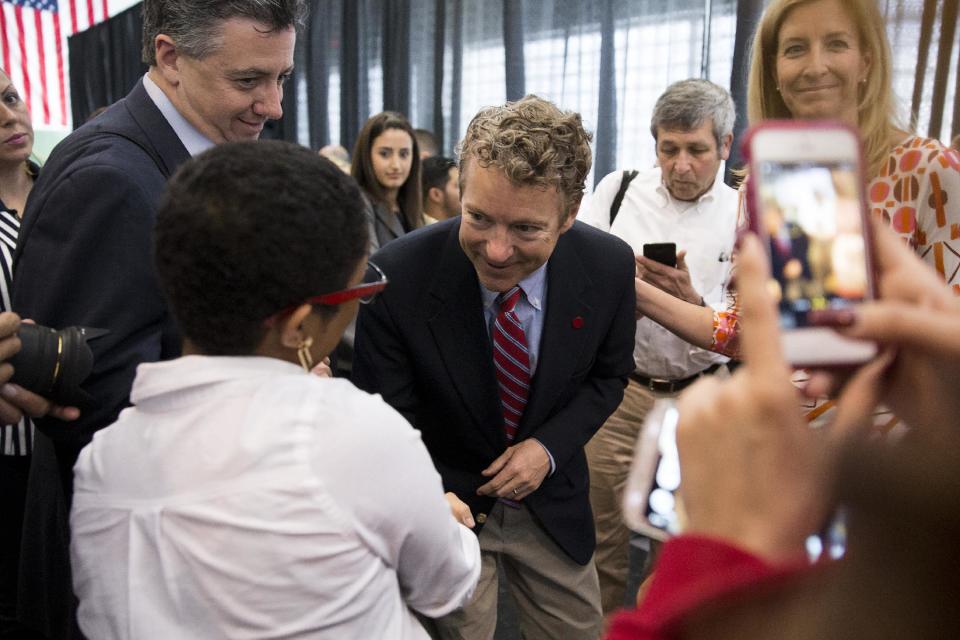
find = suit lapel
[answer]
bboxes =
[520,231,592,436]
[374,204,405,242]
[425,222,505,452]
[123,79,192,177]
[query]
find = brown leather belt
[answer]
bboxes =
[629,363,723,394]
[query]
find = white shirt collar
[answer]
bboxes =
[481,261,548,312]
[142,73,216,157]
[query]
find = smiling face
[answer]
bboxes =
[459,160,575,292]
[0,70,33,168]
[159,17,295,143]
[370,128,414,193]
[656,119,730,202]
[774,0,871,125]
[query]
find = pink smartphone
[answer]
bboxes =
[743,121,878,368]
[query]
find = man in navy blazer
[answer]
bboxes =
[353,96,636,639]
[10,1,304,636]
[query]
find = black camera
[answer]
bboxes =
[8,324,107,407]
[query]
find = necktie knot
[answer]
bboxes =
[498,286,523,314]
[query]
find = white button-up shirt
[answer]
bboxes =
[71,356,480,639]
[582,167,740,379]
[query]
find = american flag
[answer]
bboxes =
[1,0,113,128]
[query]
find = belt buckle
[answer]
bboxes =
[647,377,674,394]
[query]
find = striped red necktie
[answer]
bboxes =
[493,286,531,443]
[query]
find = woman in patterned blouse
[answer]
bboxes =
[635,0,960,359]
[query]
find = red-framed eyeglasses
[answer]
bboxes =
[263,262,388,328]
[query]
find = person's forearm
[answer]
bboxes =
[637,280,715,350]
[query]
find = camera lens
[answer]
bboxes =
[8,324,106,407]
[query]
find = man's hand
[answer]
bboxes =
[444,492,476,528]
[0,312,81,425]
[635,250,701,305]
[477,439,550,501]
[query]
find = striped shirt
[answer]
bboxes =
[0,167,35,456]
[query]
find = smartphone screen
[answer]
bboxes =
[643,242,677,268]
[756,160,867,329]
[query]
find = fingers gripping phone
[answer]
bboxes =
[744,121,878,367]
[643,242,677,268]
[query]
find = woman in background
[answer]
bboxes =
[351,111,423,252]
[0,67,39,637]
[636,0,960,358]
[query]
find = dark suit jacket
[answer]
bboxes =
[353,218,636,565]
[11,79,189,638]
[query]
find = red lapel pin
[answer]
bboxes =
[571,316,584,329]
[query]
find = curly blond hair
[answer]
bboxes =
[458,95,593,218]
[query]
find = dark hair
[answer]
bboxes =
[421,156,456,202]
[155,140,368,355]
[350,112,423,232]
[414,128,439,157]
[141,0,308,66]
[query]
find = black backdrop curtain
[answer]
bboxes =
[68,1,960,173]
[68,3,146,126]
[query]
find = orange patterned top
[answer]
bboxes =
[709,136,960,357]
[869,136,960,292]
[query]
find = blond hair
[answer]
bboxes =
[746,0,900,178]
[457,95,593,218]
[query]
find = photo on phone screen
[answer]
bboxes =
[757,161,867,329]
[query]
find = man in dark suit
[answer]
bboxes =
[353,95,636,639]
[10,1,305,636]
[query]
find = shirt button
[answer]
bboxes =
[476,512,487,524]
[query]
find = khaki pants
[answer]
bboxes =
[425,501,603,640]
[585,379,659,615]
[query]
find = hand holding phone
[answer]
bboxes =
[744,121,878,367]
[622,236,886,559]
[637,244,702,305]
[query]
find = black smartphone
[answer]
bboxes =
[643,242,677,268]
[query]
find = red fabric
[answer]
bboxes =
[493,286,530,443]
[605,535,807,640]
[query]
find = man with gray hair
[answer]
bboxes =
[11,0,306,635]
[580,78,740,614]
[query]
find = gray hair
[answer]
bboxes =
[650,79,736,148]
[141,0,308,66]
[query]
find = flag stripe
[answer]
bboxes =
[33,9,49,123]
[13,6,30,116]
[0,7,10,80]
[52,9,64,124]
[68,0,77,33]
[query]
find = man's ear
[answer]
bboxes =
[427,186,444,205]
[154,34,182,86]
[277,304,314,349]
[559,200,580,234]
[720,133,733,161]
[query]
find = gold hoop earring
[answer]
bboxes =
[297,336,314,372]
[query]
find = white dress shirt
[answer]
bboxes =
[71,356,480,639]
[581,167,739,379]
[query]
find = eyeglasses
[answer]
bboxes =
[263,262,388,328]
